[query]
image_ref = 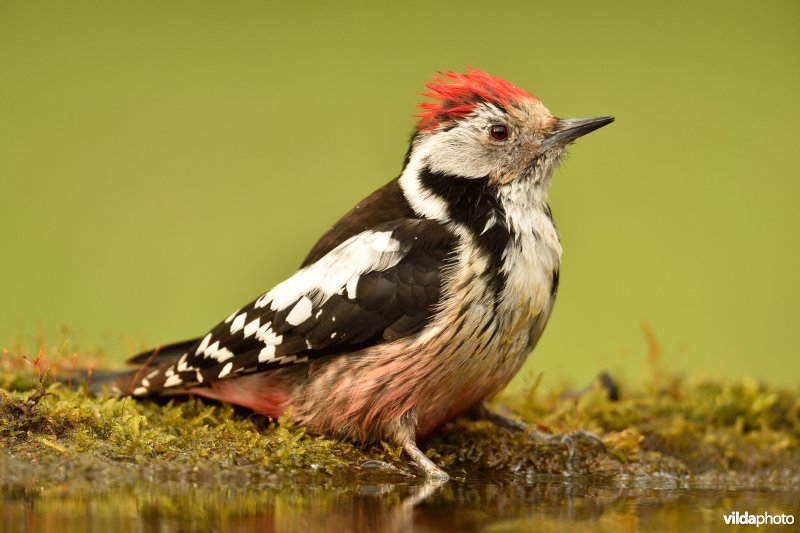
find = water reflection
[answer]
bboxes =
[2,475,799,532]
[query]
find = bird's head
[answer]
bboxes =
[403,67,612,200]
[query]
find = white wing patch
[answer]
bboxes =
[256,322,282,345]
[164,374,183,388]
[259,345,276,363]
[243,317,260,338]
[196,333,212,356]
[224,308,241,324]
[194,338,235,363]
[218,362,233,378]
[345,277,359,299]
[212,347,234,363]
[130,219,448,394]
[286,296,313,326]
[230,312,247,334]
[254,230,406,313]
[176,353,196,373]
[204,340,220,357]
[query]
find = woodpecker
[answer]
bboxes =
[102,67,613,480]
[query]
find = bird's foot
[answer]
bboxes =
[528,427,606,471]
[403,441,450,481]
[472,404,605,472]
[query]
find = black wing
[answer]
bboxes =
[132,218,455,394]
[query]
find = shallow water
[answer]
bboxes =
[2,474,798,533]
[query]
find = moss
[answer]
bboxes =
[1,340,799,492]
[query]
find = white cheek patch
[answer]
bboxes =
[420,105,507,179]
[260,230,406,312]
[425,133,496,178]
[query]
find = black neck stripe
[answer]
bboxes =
[418,167,511,299]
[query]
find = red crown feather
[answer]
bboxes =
[415,67,538,131]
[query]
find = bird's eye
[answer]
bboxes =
[490,124,508,141]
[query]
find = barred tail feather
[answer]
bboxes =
[72,368,140,396]
[127,338,200,366]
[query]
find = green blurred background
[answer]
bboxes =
[1,1,798,389]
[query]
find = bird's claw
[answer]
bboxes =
[359,460,412,476]
[528,428,606,470]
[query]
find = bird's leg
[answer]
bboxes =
[469,404,528,432]
[402,440,450,481]
[470,404,605,470]
[387,410,450,481]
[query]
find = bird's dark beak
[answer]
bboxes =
[540,116,614,150]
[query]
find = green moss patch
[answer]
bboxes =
[1,342,799,491]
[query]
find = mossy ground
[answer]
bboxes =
[2,335,799,493]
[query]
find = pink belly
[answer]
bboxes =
[289,337,527,442]
[189,372,292,420]
[184,337,526,443]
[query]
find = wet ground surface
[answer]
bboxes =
[2,474,799,532]
[3,371,799,531]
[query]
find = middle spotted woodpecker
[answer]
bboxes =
[101,67,613,480]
